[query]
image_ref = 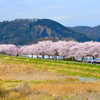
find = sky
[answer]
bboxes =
[0,0,100,27]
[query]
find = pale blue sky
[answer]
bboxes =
[0,0,100,27]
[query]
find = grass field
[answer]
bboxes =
[0,55,100,100]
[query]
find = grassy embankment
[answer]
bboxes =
[0,55,100,100]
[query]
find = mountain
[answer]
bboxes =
[0,18,91,45]
[69,25,100,41]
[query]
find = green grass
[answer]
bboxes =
[0,55,100,79]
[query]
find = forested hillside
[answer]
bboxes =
[0,18,91,45]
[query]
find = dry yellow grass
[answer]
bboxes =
[0,62,77,81]
[1,82,100,100]
[32,82,100,96]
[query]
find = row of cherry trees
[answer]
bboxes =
[0,41,100,60]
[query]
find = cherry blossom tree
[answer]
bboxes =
[69,42,87,61]
[35,41,53,58]
[0,44,19,56]
[58,41,78,59]
[5,44,19,56]
[86,41,100,59]
[19,45,29,57]
[0,44,7,54]
[42,41,53,58]
[46,41,60,59]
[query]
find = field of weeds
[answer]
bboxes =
[0,55,100,100]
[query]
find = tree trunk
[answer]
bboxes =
[55,56,57,60]
[82,57,84,62]
[42,55,44,59]
[48,55,50,59]
[92,56,95,60]
[72,57,74,61]
[63,56,65,60]
[16,54,19,57]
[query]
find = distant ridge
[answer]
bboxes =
[69,25,100,41]
[0,18,91,45]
